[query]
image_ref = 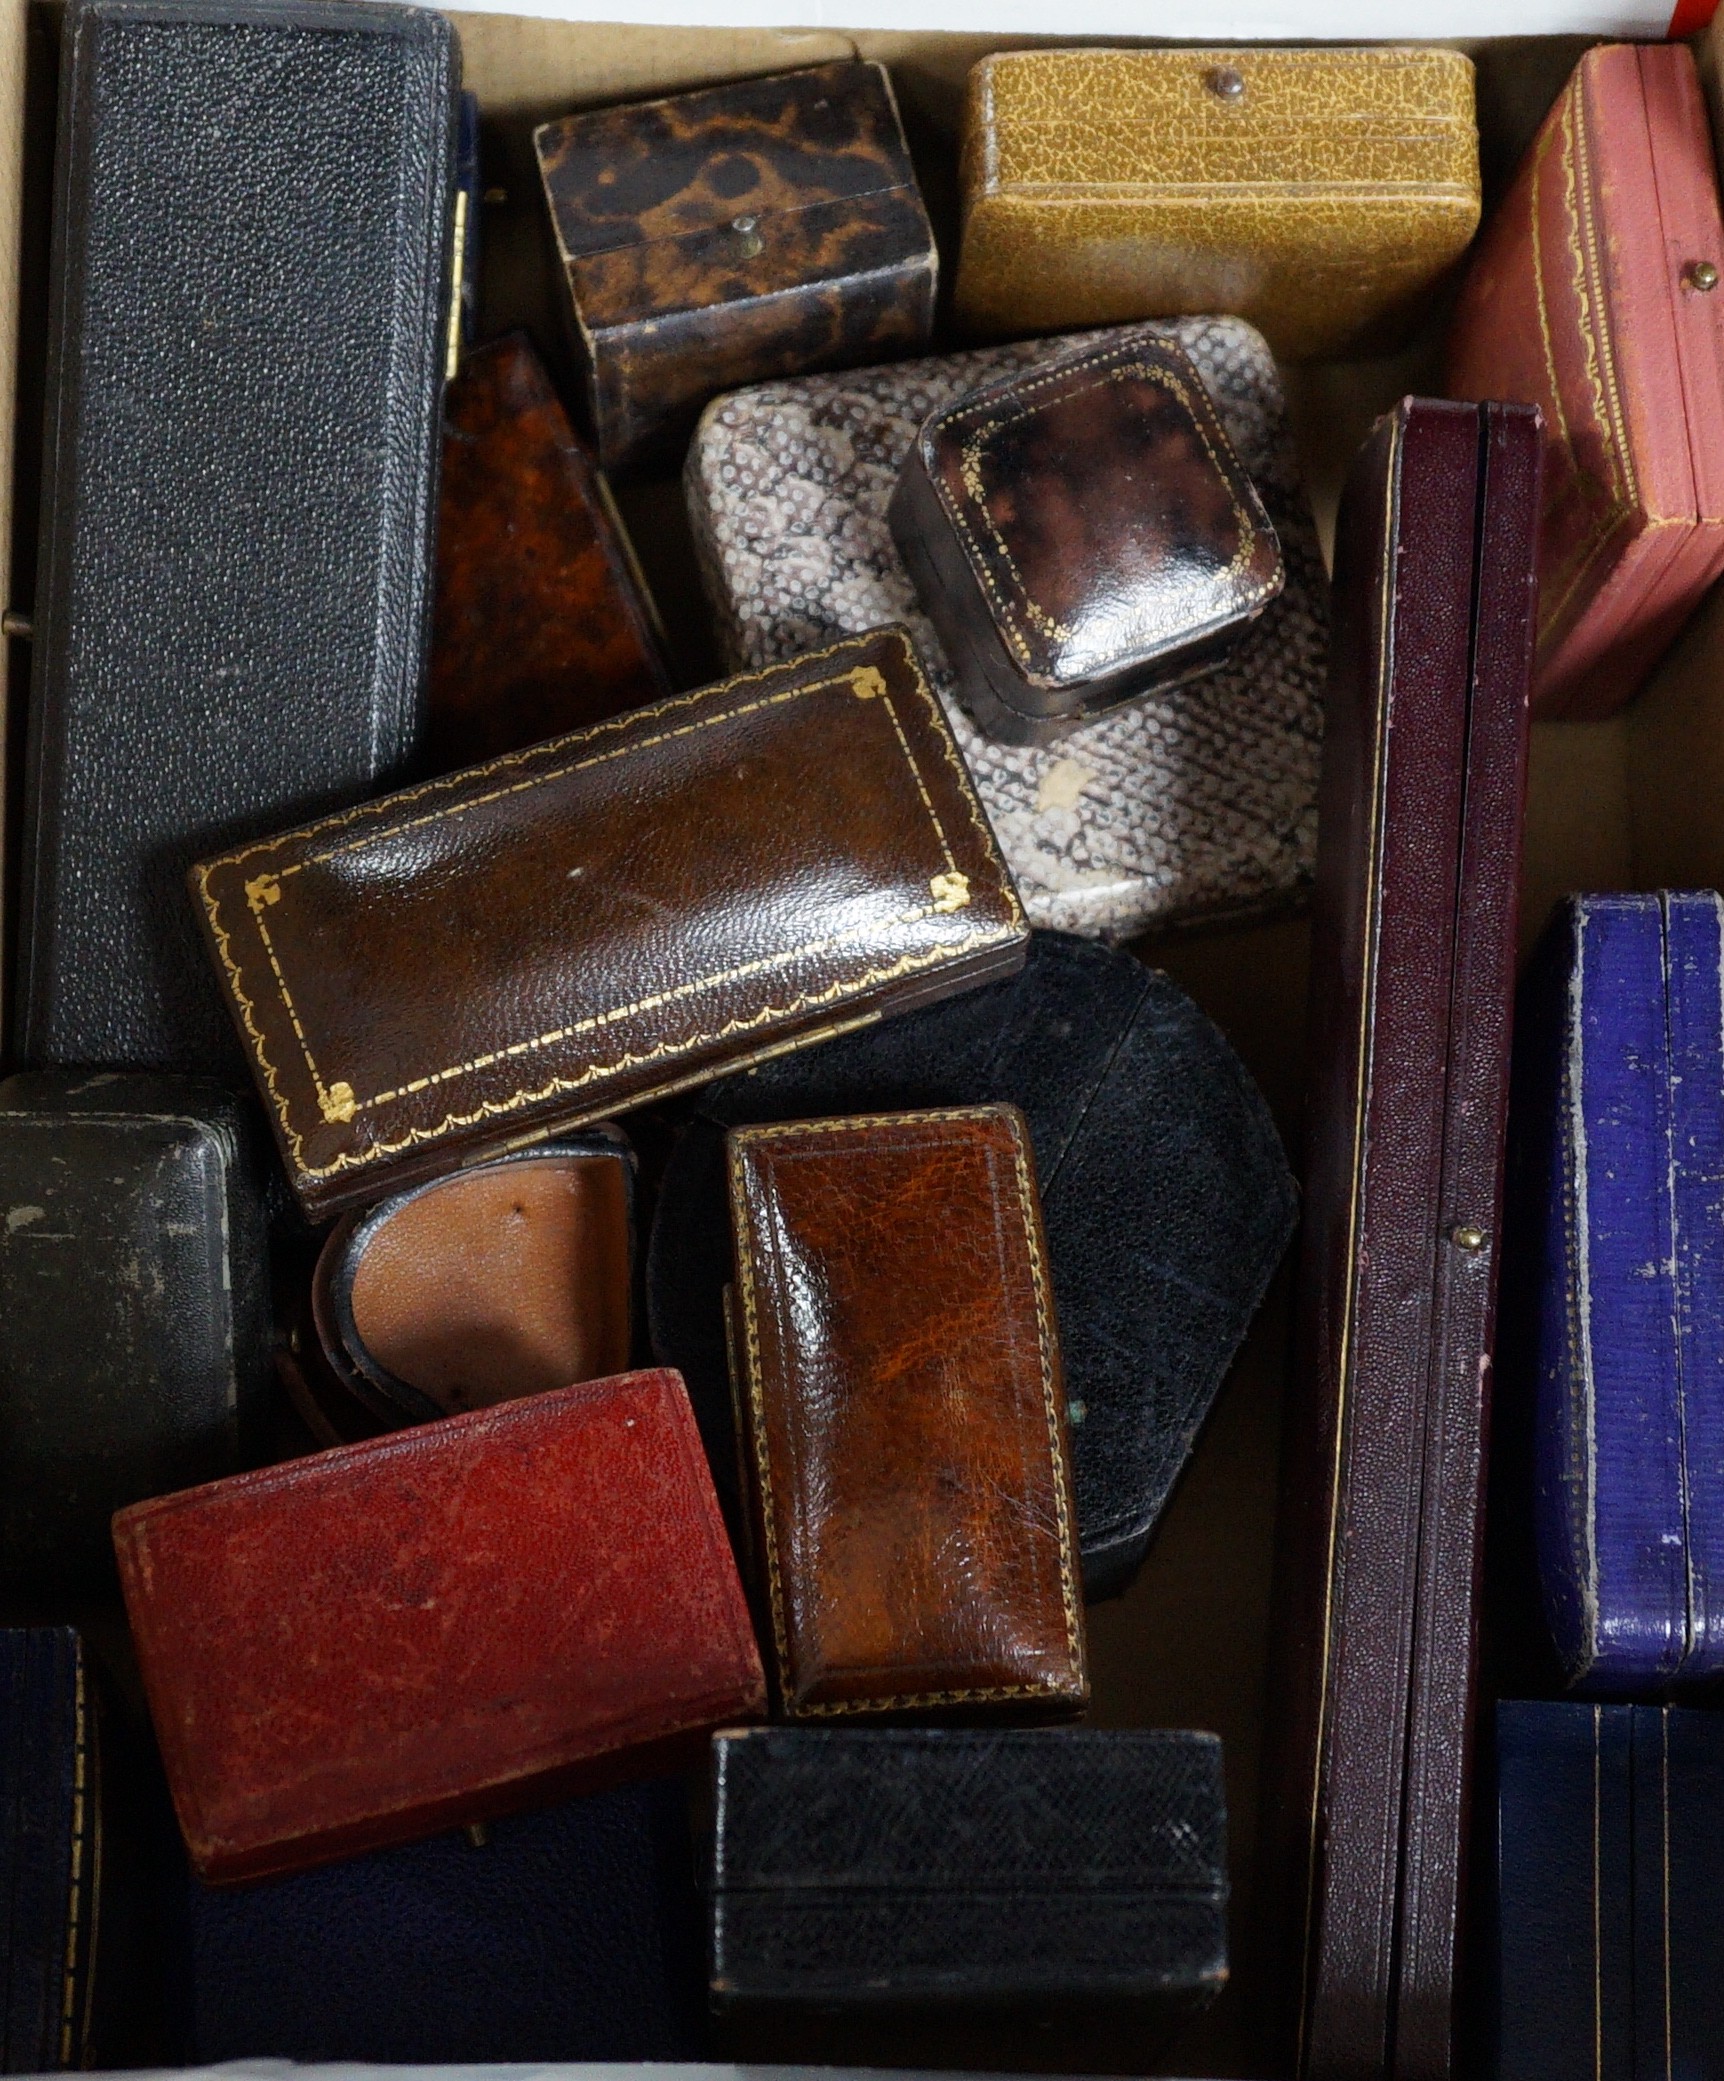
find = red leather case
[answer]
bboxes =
[1265,399,1540,2081]
[1446,43,1724,720]
[114,1369,765,1884]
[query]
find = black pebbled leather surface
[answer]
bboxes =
[647,930,1297,1600]
[710,1726,1227,2007]
[18,0,458,1073]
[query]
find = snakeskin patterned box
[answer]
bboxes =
[685,318,1327,940]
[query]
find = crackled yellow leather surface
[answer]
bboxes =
[955,47,1481,361]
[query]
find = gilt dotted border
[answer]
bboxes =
[926,339,1279,676]
[727,1104,1086,1717]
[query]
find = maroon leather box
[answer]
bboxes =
[1265,398,1540,2081]
[114,1370,765,1884]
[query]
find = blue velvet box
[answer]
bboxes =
[1491,1701,1724,2079]
[184,1777,704,2061]
[0,1628,99,2072]
[1506,893,1724,1691]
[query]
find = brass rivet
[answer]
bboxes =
[732,213,764,258]
[1205,65,1246,103]
[481,185,508,206]
[1686,260,1720,293]
[1451,1223,1487,1252]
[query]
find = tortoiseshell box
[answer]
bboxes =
[534,61,935,474]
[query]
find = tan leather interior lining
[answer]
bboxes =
[347,1155,630,1413]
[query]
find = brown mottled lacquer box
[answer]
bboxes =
[534,61,935,473]
[429,333,669,768]
[890,329,1284,744]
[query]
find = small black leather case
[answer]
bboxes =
[709,1726,1228,2060]
[18,0,459,1073]
[0,1074,271,1583]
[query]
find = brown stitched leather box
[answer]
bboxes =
[534,61,936,474]
[429,333,669,768]
[726,1103,1088,1720]
[190,626,1027,1221]
[888,330,1283,745]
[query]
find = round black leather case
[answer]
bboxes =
[647,930,1295,1601]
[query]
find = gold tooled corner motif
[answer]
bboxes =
[930,871,972,912]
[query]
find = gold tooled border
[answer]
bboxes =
[934,343,1277,676]
[1530,72,1649,652]
[727,1104,1085,1716]
[194,633,1024,1192]
[57,1648,90,2069]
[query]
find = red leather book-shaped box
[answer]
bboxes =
[114,1370,765,1884]
[1446,44,1724,720]
[1265,399,1540,2081]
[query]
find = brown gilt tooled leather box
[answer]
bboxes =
[191,626,1026,1221]
[726,1103,1088,1720]
[890,330,1284,744]
[534,61,935,474]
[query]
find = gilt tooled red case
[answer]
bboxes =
[115,1370,765,1884]
[1446,44,1724,720]
[1264,398,1541,2081]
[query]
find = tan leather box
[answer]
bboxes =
[954,46,1481,361]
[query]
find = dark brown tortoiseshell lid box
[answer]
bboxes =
[534,61,936,474]
[429,333,669,769]
[889,329,1284,745]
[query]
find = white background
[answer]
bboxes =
[439,0,1682,35]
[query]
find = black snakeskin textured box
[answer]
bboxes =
[709,1725,1228,2060]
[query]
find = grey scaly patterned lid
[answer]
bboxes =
[686,318,1327,940]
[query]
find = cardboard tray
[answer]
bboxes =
[6,10,1724,2075]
